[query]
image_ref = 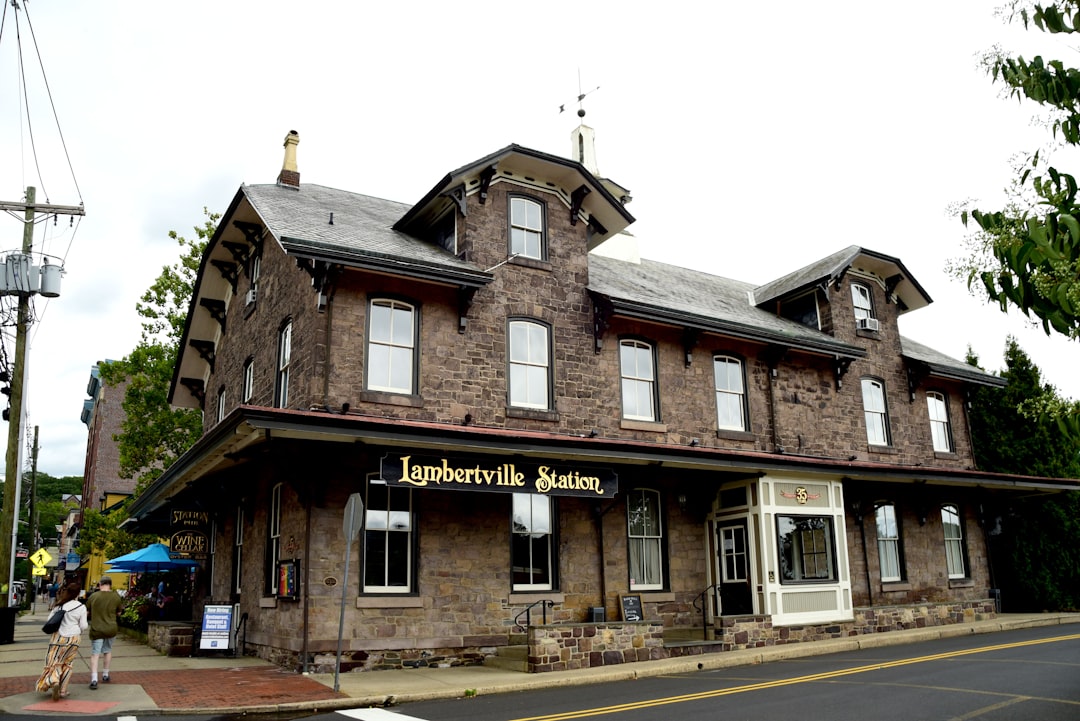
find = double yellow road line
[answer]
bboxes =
[511,633,1080,721]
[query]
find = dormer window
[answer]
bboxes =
[851,282,874,321]
[509,196,545,260]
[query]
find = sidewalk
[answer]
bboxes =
[1,602,1078,717]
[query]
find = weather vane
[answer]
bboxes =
[559,72,599,119]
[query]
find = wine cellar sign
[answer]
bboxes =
[170,508,210,559]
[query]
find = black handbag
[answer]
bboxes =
[42,606,65,634]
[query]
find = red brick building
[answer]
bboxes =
[127,129,1079,671]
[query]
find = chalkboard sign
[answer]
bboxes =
[619,594,643,622]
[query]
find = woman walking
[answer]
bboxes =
[35,581,88,701]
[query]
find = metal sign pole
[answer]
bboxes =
[334,492,364,693]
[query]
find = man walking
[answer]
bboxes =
[86,576,122,689]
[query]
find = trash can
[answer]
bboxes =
[589,606,606,623]
[0,607,17,645]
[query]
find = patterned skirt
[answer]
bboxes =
[35,634,79,694]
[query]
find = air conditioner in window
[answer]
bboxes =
[245,288,257,306]
[857,317,880,331]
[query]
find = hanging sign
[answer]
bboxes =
[380,454,617,498]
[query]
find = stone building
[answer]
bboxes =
[126,128,1079,672]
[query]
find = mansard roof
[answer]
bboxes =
[752,245,933,314]
[588,254,868,360]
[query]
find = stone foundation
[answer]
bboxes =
[527,622,666,672]
[525,600,996,671]
[147,621,195,657]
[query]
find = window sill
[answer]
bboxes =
[867,444,899,455]
[881,581,912,592]
[259,597,277,609]
[716,429,753,442]
[507,407,559,422]
[634,591,674,601]
[934,451,959,461]
[356,595,423,609]
[508,256,552,272]
[360,390,423,408]
[509,592,565,604]
[620,419,667,433]
[948,578,975,589]
[243,300,257,319]
[855,328,881,340]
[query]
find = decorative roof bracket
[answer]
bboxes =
[444,184,468,216]
[189,339,216,372]
[834,356,853,389]
[200,298,227,333]
[209,260,239,293]
[906,361,931,402]
[458,285,478,333]
[233,220,265,255]
[179,377,206,405]
[832,266,849,290]
[589,291,614,354]
[570,185,591,226]
[885,273,903,304]
[587,215,608,237]
[478,164,497,205]
[682,327,701,367]
[222,240,250,266]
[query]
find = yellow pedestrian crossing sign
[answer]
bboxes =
[29,548,52,567]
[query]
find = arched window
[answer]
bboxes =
[620,339,657,421]
[627,489,664,590]
[508,320,550,409]
[851,282,874,320]
[927,391,953,452]
[714,355,747,431]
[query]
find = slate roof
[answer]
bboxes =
[588,254,867,359]
[242,183,491,286]
[900,336,1007,387]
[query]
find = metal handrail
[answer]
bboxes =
[232,611,248,657]
[513,599,554,633]
[691,584,720,640]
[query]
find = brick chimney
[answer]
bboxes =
[277,130,300,188]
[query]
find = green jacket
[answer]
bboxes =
[87,589,122,640]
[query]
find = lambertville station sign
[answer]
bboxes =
[380,454,618,498]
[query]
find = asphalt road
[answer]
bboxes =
[391,625,1080,721]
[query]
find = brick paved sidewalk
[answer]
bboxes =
[0,666,343,710]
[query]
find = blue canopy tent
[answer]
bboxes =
[106,543,199,573]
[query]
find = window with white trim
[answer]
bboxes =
[233,506,243,596]
[512,493,554,590]
[509,196,545,260]
[927,391,953,453]
[777,515,836,582]
[242,358,254,403]
[266,483,282,595]
[714,355,747,431]
[508,320,550,409]
[216,386,226,423]
[941,504,966,579]
[363,474,414,593]
[275,321,291,408]
[851,282,874,320]
[367,299,417,394]
[627,489,664,590]
[620,340,657,421]
[861,378,890,446]
[875,504,903,582]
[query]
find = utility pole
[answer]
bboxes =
[0,187,82,608]
[28,425,38,604]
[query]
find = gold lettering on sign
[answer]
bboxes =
[396,456,606,496]
[171,531,208,554]
[171,510,210,527]
[535,466,602,494]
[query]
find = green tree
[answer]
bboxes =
[98,209,216,494]
[968,338,1080,611]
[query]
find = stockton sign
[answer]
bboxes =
[380,454,617,498]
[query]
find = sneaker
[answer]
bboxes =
[102,674,110,683]
[89,680,98,690]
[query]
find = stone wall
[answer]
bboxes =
[525,601,995,672]
[148,621,195,657]
[528,622,665,672]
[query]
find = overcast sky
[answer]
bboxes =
[0,1,1077,480]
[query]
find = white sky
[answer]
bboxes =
[0,1,1077,479]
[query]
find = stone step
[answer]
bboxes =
[483,644,528,672]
